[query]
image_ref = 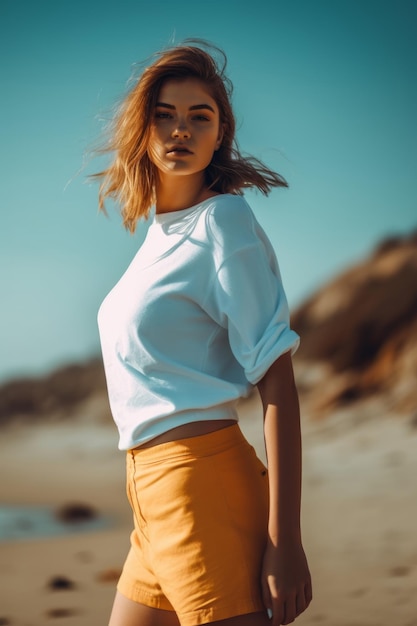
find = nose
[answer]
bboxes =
[172,120,190,139]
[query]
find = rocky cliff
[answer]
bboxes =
[292,230,417,415]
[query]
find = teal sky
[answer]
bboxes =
[1,0,416,381]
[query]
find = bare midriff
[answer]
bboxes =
[135,419,236,449]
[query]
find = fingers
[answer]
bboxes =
[304,579,313,607]
[271,586,313,625]
[261,577,272,613]
[270,592,294,625]
[281,594,296,624]
[292,582,313,622]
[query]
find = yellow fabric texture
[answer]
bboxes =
[118,424,269,625]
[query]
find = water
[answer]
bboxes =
[0,505,109,542]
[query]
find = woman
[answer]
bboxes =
[96,42,312,626]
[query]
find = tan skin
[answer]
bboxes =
[108,78,312,626]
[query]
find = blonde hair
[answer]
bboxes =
[93,41,288,232]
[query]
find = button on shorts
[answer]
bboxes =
[118,423,269,626]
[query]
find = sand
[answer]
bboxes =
[1,392,416,626]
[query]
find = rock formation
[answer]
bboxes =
[292,230,417,415]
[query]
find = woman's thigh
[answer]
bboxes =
[108,593,269,626]
[108,591,180,626]
[211,613,270,626]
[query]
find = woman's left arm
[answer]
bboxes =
[257,351,312,625]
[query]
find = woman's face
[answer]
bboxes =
[147,78,223,180]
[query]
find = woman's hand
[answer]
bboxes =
[261,538,312,624]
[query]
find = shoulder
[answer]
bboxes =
[202,193,262,250]
[202,193,276,260]
[205,193,254,226]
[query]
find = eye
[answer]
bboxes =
[192,114,210,122]
[155,111,173,119]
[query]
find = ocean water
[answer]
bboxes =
[0,505,109,542]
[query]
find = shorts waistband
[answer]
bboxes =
[128,423,248,465]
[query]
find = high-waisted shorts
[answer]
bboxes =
[118,423,269,626]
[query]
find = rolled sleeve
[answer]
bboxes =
[213,242,299,385]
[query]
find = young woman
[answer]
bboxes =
[96,42,312,626]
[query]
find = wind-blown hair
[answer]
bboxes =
[93,41,288,232]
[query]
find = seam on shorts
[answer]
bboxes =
[117,579,174,611]
[127,452,149,538]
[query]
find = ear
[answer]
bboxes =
[215,124,225,151]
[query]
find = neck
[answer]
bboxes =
[155,173,216,214]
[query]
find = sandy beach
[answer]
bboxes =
[1,386,416,626]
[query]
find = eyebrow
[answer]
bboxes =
[156,102,216,113]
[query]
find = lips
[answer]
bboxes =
[167,145,193,154]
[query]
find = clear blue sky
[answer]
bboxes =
[1,0,416,382]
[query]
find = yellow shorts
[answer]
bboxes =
[118,423,269,626]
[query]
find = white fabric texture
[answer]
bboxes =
[98,194,299,450]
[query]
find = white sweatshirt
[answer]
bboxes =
[98,194,299,450]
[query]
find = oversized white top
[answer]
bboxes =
[98,194,299,450]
